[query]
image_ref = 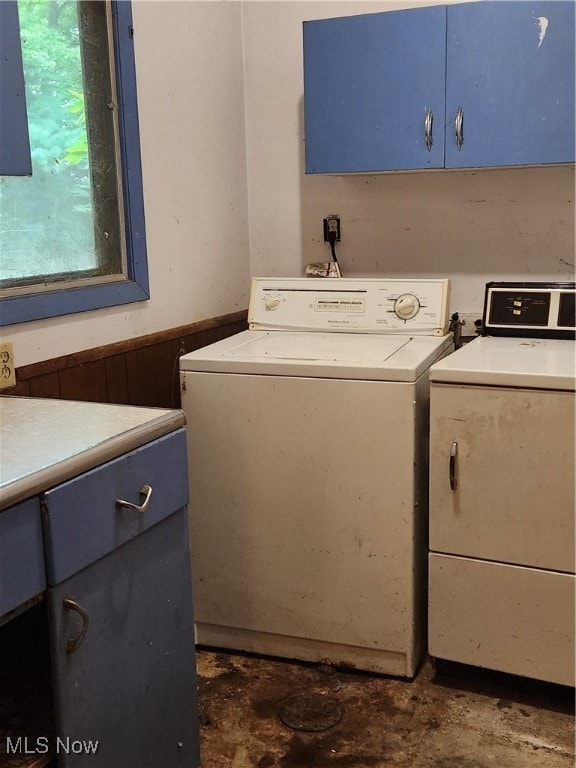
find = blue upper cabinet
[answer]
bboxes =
[445,1,576,168]
[303,5,447,173]
[303,2,575,173]
[0,1,32,175]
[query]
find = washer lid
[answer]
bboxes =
[429,336,576,390]
[180,330,453,382]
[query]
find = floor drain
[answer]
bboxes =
[278,693,343,732]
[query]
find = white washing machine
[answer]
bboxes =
[428,281,576,686]
[180,277,452,677]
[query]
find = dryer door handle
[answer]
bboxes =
[449,442,458,491]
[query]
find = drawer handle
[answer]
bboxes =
[116,484,153,513]
[449,441,458,491]
[64,598,89,654]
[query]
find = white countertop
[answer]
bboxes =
[0,397,185,510]
[429,336,576,390]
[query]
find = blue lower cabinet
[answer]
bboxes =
[47,508,200,768]
[0,498,45,617]
[445,1,576,168]
[40,428,199,767]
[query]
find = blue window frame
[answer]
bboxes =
[0,1,149,326]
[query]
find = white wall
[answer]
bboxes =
[5,0,575,368]
[7,0,251,367]
[243,1,575,316]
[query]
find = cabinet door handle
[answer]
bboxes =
[455,107,464,150]
[449,441,458,491]
[424,109,434,151]
[63,598,90,654]
[116,484,153,513]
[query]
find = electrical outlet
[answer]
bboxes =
[323,215,341,242]
[455,312,484,336]
[0,342,16,389]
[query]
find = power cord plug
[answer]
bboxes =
[323,215,342,276]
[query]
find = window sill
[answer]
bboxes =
[0,278,149,326]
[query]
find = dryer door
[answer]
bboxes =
[429,382,575,572]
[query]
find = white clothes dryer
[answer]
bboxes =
[180,278,452,677]
[428,281,575,686]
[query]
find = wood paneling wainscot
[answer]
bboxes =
[5,311,247,408]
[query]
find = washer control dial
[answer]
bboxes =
[394,293,420,320]
[264,297,281,311]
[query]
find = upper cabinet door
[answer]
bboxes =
[303,6,447,173]
[0,1,32,175]
[445,1,576,168]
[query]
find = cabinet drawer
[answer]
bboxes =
[0,497,45,616]
[42,429,188,585]
[429,553,576,687]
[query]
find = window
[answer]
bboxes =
[0,0,148,326]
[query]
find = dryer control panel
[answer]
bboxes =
[249,278,451,335]
[483,282,576,339]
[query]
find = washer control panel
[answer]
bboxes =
[483,282,575,339]
[249,278,451,335]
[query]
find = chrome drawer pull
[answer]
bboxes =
[116,484,153,513]
[449,442,458,491]
[64,598,89,654]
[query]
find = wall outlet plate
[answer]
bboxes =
[457,312,483,335]
[323,215,341,242]
[0,342,16,389]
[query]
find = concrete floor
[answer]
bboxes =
[197,649,574,768]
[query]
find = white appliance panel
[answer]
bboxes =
[179,330,452,382]
[429,383,575,572]
[428,307,576,685]
[429,336,575,390]
[180,275,452,677]
[220,331,409,362]
[429,554,575,687]
[249,277,450,335]
[182,371,430,677]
